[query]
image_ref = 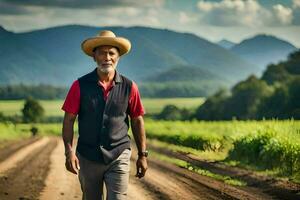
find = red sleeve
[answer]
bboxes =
[62,80,80,115]
[128,81,145,118]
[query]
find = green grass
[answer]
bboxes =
[0,98,205,117]
[142,97,205,115]
[0,122,70,139]
[145,120,300,182]
[0,123,31,140]
[151,150,246,186]
[0,100,64,117]
[0,99,299,182]
[148,138,227,161]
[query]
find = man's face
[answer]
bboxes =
[93,45,120,74]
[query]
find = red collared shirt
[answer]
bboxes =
[62,80,145,119]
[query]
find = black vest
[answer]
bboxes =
[76,68,132,164]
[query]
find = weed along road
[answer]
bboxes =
[0,136,299,200]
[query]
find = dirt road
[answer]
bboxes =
[0,136,299,200]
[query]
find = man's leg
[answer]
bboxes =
[76,152,107,200]
[104,149,131,200]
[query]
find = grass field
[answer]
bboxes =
[142,97,205,114]
[1,98,299,182]
[0,100,64,117]
[145,120,300,182]
[0,98,205,117]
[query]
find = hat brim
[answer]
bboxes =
[81,37,131,57]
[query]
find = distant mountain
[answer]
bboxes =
[128,27,256,82]
[0,26,12,38]
[145,65,224,82]
[140,65,230,97]
[231,34,297,73]
[217,39,235,49]
[0,25,257,88]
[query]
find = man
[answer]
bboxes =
[62,30,148,200]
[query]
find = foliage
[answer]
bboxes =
[0,112,22,124]
[194,89,229,120]
[145,120,300,181]
[156,104,193,121]
[139,80,225,98]
[228,127,300,177]
[0,84,68,100]
[0,123,66,139]
[151,151,246,186]
[30,126,39,136]
[0,98,205,119]
[195,50,300,120]
[224,75,273,119]
[22,97,45,123]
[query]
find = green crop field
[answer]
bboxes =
[1,98,299,182]
[142,97,205,114]
[0,97,205,117]
[0,100,64,117]
[145,120,300,182]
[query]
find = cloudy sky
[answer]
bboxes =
[0,0,300,46]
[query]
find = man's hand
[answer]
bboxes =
[136,156,148,178]
[65,151,80,175]
[63,112,79,174]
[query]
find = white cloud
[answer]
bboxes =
[0,4,165,32]
[196,0,296,27]
[197,1,215,12]
[196,0,270,27]
[293,0,300,9]
[0,0,165,9]
[273,4,293,25]
[179,12,197,24]
[0,0,299,47]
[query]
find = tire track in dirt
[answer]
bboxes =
[40,138,156,200]
[39,138,82,200]
[149,143,300,200]
[0,136,277,200]
[130,148,236,200]
[0,137,57,200]
[0,137,50,173]
[128,159,159,200]
[0,137,40,163]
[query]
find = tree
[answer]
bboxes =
[157,105,182,121]
[22,97,44,123]
[193,50,300,121]
[194,89,229,120]
[261,64,291,85]
[286,78,300,119]
[225,75,273,119]
[257,84,289,119]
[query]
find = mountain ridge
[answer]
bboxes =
[0,25,297,97]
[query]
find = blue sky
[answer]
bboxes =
[0,0,299,46]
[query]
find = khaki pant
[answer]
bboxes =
[76,149,131,200]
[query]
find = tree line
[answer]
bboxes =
[0,82,214,99]
[195,50,300,120]
[156,50,300,121]
[0,84,68,100]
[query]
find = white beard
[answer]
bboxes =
[99,66,114,74]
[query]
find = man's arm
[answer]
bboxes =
[131,115,148,178]
[62,112,80,174]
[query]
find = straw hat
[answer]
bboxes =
[81,30,131,57]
